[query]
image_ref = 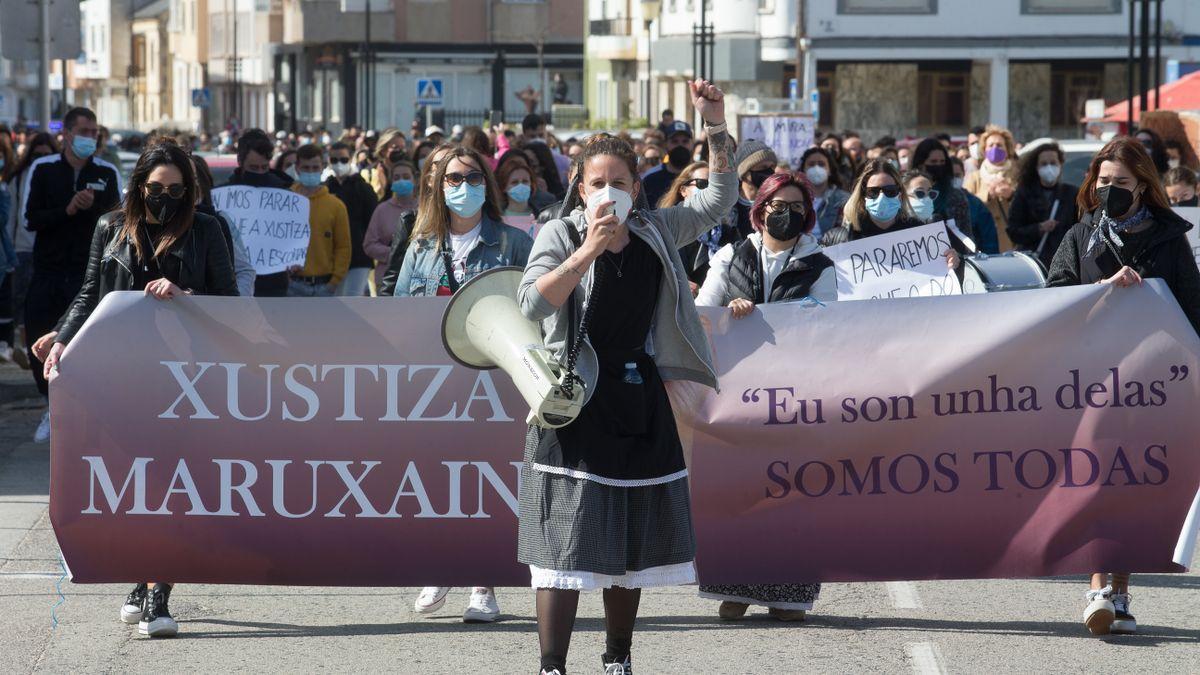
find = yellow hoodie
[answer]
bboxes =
[292,184,351,284]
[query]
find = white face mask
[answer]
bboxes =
[1168,158,1181,169]
[585,185,633,225]
[331,161,355,178]
[969,142,980,159]
[805,165,829,186]
[1038,164,1061,185]
[952,177,964,190]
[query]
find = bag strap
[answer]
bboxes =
[439,237,462,295]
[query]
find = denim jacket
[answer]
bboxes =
[393,215,534,296]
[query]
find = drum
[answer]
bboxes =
[961,251,1047,294]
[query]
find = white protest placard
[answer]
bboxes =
[738,114,815,170]
[211,186,311,275]
[1176,206,1200,267]
[824,221,962,301]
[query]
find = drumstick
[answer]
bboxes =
[1036,200,1060,257]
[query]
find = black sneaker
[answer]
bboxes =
[602,654,632,675]
[1111,592,1137,634]
[120,583,148,624]
[138,584,178,637]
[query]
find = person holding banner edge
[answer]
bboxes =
[518,79,734,675]
[38,139,238,638]
[1046,135,1200,636]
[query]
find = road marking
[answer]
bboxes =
[0,571,61,579]
[887,581,923,609]
[905,641,948,675]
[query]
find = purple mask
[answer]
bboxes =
[985,146,1007,165]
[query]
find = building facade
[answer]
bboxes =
[588,0,1200,142]
[208,0,282,132]
[273,0,585,134]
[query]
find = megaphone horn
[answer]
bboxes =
[441,266,585,429]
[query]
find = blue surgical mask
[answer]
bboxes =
[71,135,97,159]
[910,195,934,222]
[298,171,323,188]
[391,179,414,197]
[866,194,902,222]
[507,183,531,205]
[445,182,486,218]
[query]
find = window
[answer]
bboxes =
[759,0,775,12]
[817,68,835,128]
[918,69,967,128]
[1050,65,1103,127]
[838,0,936,14]
[1021,0,1120,14]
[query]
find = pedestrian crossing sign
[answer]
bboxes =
[417,78,444,107]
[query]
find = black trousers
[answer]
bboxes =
[25,271,83,398]
[254,271,289,297]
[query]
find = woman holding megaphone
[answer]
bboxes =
[517,79,736,675]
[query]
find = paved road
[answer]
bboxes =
[1,362,1197,674]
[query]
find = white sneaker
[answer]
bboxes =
[413,586,450,614]
[1084,586,1115,635]
[33,411,50,444]
[0,342,12,362]
[462,587,500,623]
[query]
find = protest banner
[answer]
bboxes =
[211,186,311,275]
[824,221,963,300]
[737,114,815,169]
[49,286,1200,585]
[1177,206,1200,267]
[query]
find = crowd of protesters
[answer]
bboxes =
[2,91,1199,670]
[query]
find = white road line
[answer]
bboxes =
[887,581,924,610]
[905,641,948,675]
[0,571,62,579]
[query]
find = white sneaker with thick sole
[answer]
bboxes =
[462,587,500,623]
[413,586,450,614]
[33,411,50,444]
[1111,592,1137,634]
[1084,586,1115,635]
[0,342,12,363]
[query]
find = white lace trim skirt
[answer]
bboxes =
[530,561,697,591]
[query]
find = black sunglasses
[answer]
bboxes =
[330,156,352,164]
[145,182,186,199]
[444,171,485,187]
[683,178,709,190]
[864,185,902,199]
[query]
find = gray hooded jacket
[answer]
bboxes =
[518,170,739,405]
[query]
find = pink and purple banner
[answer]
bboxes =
[49,284,1200,585]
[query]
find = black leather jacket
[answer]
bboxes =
[56,210,238,344]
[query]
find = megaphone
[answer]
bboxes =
[441,267,585,429]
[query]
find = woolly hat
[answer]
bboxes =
[735,140,777,178]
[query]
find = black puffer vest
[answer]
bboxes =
[726,238,834,304]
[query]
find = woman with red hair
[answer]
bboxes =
[1048,135,1200,635]
[695,171,838,317]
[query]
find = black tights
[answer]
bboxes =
[537,587,641,673]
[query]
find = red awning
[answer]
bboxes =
[1101,69,1200,123]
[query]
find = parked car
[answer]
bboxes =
[193,152,240,186]
[1019,138,1105,188]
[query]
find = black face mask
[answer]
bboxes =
[667,145,691,169]
[765,209,805,241]
[747,169,773,189]
[1097,184,1136,218]
[1176,195,1199,207]
[145,192,183,225]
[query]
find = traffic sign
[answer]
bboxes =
[192,88,212,109]
[416,78,444,107]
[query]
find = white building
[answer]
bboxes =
[588,0,1200,142]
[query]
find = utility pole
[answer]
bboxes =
[1126,0,1134,130]
[1153,0,1162,110]
[795,0,809,115]
[39,0,50,130]
[1138,0,1149,115]
[364,0,372,129]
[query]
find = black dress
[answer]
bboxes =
[517,234,698,590]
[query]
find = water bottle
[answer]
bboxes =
[622,362,643,385]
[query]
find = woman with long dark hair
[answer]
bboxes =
[911,137,973,236]
[518,79,735,675]
[1007,141,1080,269]
[37,139,236,639]
[1134,127,1171,177]
[800,146,850,236]
[1047,136,1200,636]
